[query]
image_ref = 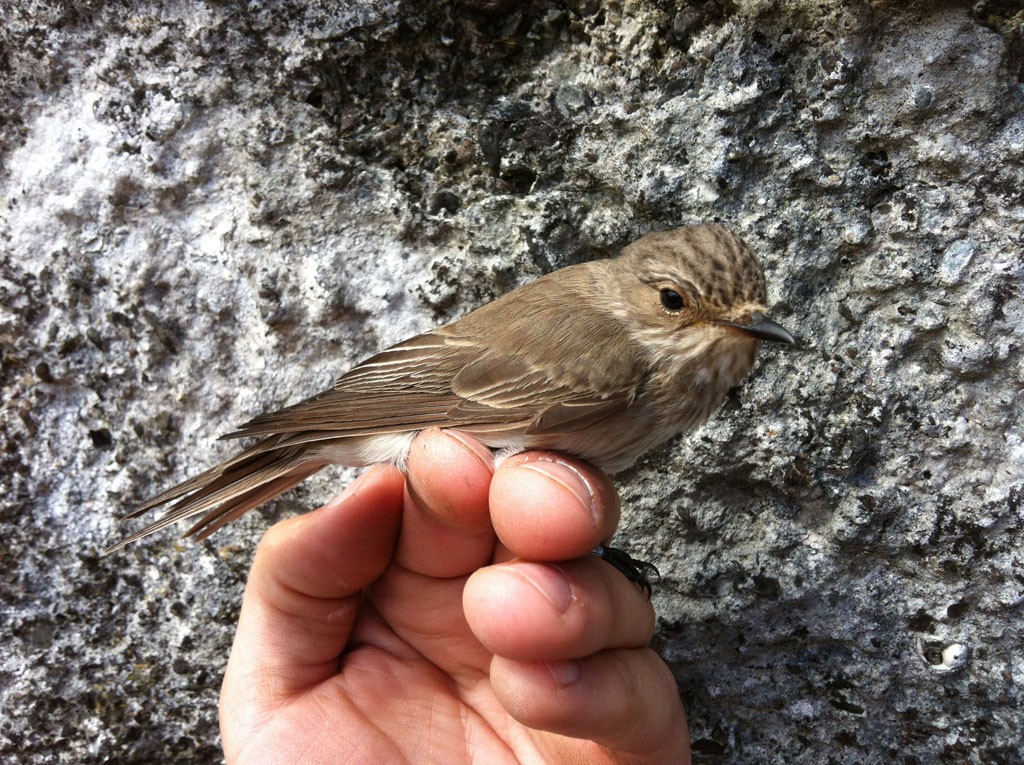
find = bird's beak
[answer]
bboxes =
[717,313,795,344]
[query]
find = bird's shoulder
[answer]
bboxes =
[441,260,650,398]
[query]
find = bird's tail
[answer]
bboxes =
[103,439,327,554]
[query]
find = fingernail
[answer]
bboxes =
[545,659,581,688]
[443,430,495,474]
[511,562,574,613]
[518,457,599,526]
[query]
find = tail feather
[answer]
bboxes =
[184,466,323,542]
[104,445,326,554]
[120,438,286,519]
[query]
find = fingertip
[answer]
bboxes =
[464,562,575,660]
[490,452,620,560]
[405,428,494,531]
[464,559,655,662]
[442,429,496,475]
[395,429,498,577]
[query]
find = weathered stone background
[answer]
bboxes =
[2,0,1022,762]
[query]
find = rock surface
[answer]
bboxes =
[2,1,1022,762]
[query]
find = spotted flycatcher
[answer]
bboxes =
[106,223,793,553]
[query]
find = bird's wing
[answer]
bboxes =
[447,353,637,435]
[226,265,650,442]
[224,332,479,439]
[226,333,640,443]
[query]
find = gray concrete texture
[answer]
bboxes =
[2,1,1022,762]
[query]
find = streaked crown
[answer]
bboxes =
[621,223,767,312]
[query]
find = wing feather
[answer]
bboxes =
[225,268,652,443]
[525,395,636,435]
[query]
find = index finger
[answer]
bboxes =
[392,428,497,577]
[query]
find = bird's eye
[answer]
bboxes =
[659,288,685,312]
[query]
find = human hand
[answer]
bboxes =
[219,428,690,764]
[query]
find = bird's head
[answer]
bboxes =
[608,223,794,388]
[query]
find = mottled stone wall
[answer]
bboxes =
[2,1,1022,762]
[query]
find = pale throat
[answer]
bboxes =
[637,323,758,410]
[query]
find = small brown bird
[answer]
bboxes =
[106,223,793,554]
